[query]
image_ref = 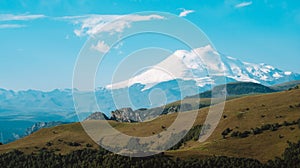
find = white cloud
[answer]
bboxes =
[60,14,165,36]
[91,40,110,53]
[178,9,195,17]
[235,1,253,8]
[0,24,26,29]
[0,14,45,29]
[0,14,45,21]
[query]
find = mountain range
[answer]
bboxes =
[107,45,300,89]
[0,45,300,143]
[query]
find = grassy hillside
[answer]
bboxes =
[167,88,300,162]
[0,88,300,163]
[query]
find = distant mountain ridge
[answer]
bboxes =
[187,82,277,99]
[270,80,300,91]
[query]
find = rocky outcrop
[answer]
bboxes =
[111,108,142,122]
[84,103,194,123]
[84,112,109,121]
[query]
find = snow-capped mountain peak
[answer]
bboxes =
[107,45,222,90]
[107,45,300,90]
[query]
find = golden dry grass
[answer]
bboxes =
[0,89,299,163]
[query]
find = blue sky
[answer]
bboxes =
[0,0,299,90]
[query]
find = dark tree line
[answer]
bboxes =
[222,118,300,139]
[1,140,300,167]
